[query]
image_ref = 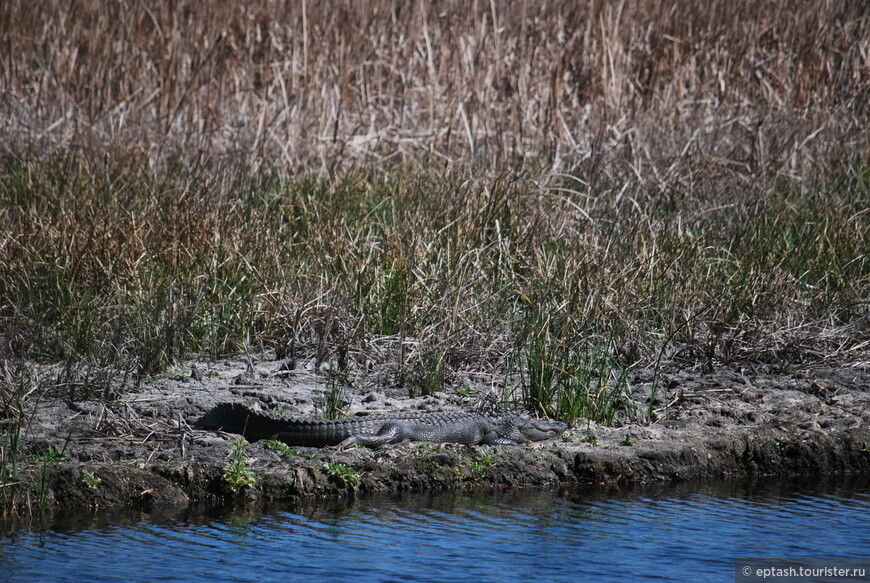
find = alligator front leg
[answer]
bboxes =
[480,427,518,445]
[483,436,519,445]
[336,421,406,449]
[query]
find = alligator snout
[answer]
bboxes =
[520,419,568,442]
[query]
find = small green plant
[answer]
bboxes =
[82,471,102,489]
[476,451,497,465]
[468,451,498,479]
[264,437,298,457]
[222,437,256,492]
[32,445,69,463]
[619,435,635,446]
[446,466,466,479]
[580,434,598,446]
[322,462,361,489]
[456,385,472,398]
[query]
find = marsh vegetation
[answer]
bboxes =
[1,0,868,491]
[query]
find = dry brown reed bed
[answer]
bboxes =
[1,0,867,178]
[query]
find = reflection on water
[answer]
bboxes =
[2,476,870,582]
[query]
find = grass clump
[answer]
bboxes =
[518,317,634,426]
[320,372,349,421]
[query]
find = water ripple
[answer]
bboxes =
[3,479,870,583]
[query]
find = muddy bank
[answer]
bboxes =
[5,356,870,522]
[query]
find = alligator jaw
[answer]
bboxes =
[516,419,569,443]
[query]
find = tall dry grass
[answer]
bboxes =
[1,158,867,393]
[1,0,867,178]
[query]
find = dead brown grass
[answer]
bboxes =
[2,0,867,178]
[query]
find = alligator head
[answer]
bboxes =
[496,415,568,443]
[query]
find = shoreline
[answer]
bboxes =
[4,355,869,524]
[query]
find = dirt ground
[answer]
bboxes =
[6,353,870,523]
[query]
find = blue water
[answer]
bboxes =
[2,478,869,582]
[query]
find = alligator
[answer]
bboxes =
[194,403,568,448]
